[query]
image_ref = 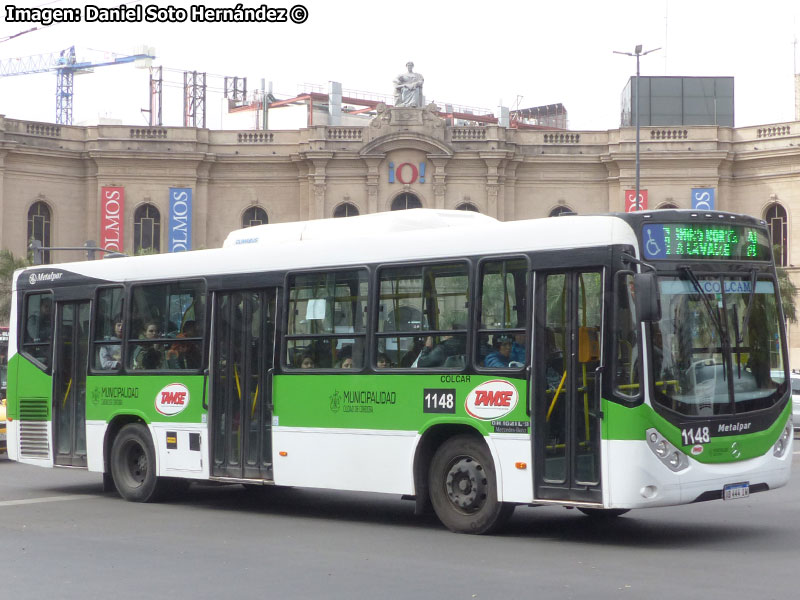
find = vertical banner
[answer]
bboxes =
[101,186,124,252]
[625,189,648,212]
[692,188,716,211]
[169,187,192,252]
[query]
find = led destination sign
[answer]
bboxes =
[642,223,771,261]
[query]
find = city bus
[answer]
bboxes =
[4,208,792,533]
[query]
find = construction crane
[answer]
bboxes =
[0,46,155,125]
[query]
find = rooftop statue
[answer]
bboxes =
[393,62,424,108]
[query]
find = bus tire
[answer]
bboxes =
[110,423,164,502]
[428,435,514,534]
[577,507,630,518]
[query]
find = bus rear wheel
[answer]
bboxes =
[428,435,514,534]
[110,423,164,502]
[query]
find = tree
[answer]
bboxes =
[0,249,30,326]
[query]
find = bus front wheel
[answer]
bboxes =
[428,435,514,534]
[110,423,164,502]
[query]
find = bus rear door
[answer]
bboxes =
[210,289,277,481]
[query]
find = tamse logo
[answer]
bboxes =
[155,383,190,416]
[465,380,518,421]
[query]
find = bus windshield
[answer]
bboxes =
[650,273,785,416]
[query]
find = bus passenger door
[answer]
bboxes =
[533,270,603,503]
[210,289,277,481]
[53,301,89,468]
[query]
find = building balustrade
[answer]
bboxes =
[757,126,791,138]
[237,131,274,143]
[452,127,487,141]
[543,133,581,144]
[650,129,688,140]
[326,127,363,141]
[25,123,61,137]
[129,128,168,139]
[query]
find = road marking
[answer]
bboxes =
[0,495,85,507]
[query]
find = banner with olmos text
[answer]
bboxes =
[169,187,192,252]
[101,186,124,252]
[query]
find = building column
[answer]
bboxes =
[429,156,450,210]
[85,159,99,254]
[481,155,504,219]
[305,152,332,220]
[487,183,499,219]
[363,156,383,214]
[502,161,519,221]
[195,160,211,248]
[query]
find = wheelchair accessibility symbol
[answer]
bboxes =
[642,225,667,259]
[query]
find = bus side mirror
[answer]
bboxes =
[634,273,661,323]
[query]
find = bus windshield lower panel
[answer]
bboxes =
[651,274,785,416]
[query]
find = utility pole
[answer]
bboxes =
[614,45,660,210]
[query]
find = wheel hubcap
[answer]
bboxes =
[445,457,487,513]
[126,444,147,485]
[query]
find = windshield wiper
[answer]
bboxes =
[737,269,758,345]
[679,265,730,353]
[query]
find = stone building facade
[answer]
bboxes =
[1,107,799,360]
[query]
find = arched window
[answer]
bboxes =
[242,206,268,228]
[765,203,788,266]
[657,203,678,209]
[391,193,422,211]
[27,201,52,264]
[548,206,575,217]
[333,203,359,218]
[456,202,480,212]
[134,203,161,255]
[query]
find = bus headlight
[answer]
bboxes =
[646,428,689,472]
[773,421,792,458]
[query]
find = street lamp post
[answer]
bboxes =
[614,45,660,210]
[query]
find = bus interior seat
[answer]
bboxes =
[443,355,465,368]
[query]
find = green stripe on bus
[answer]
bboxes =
[602,398,790,463]
[274,374,528,435]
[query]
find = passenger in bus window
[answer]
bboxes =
[99,320,123,369]
[417,326,466,368]
[133,321,162,369]
[335,344,353,368]
[485,335,524,368]
[511,333,526,364]
[376,352,391,368]
[139,346,163,370]
[166,320,201,369]
[400,337,425,367]
[298,353,315,369]
[26,296,53,342]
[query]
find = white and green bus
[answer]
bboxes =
[5,208,793,533]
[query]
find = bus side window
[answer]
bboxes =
[286,269,368,369]
[376,263,468,369]
[22,292,54,369]
[614,272,640,398]
[128,281,205,371]
[92,287,124,370]
[477,258,528,368]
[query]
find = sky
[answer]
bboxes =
[1,0,799,131]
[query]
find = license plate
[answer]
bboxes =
[723,482,749,500]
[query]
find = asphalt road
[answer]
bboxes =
[2,447,799,600]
